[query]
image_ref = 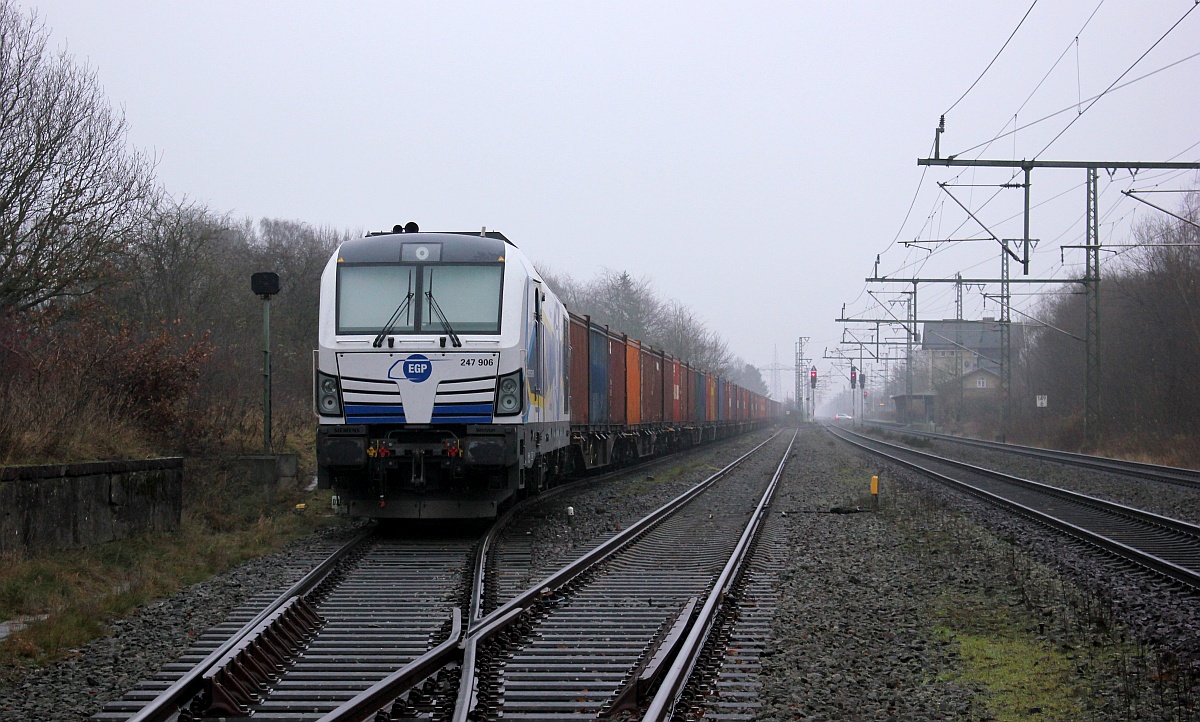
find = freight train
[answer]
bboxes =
[314,226,779,519]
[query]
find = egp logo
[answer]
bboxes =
[401,354,433,383]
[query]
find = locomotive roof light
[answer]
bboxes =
[401,242,442,262]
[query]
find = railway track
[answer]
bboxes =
[860,420,1200,489]
[828,424,1200,591]
[463,430,795,722]
[92,530,475,722]
[95,431,792,722]
[304,430,795,721]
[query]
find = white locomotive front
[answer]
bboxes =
[314,227,570,519]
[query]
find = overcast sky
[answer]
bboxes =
[29,1,1200,400]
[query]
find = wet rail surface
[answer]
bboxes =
[829,424,1200,590]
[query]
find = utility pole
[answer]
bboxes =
[955,273,964,427]
[906,285,916,424]
[794,337,810,422]
[918,155,1200,445]
[1085,167,1101,446]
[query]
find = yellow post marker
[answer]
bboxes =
[870,475,879,508]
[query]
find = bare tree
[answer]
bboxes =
[728,358,770,396]
[0,1,156,313]
[118,196,234,327]
[534,264,589,311]
[583,270,664,343]
[1019,187,1200,443]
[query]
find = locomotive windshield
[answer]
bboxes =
[337,262,503,335]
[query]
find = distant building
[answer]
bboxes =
[897,319,1026,430]
[921,317,1024,375]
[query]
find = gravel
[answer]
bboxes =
[754,429,986,721]
[786,426,1200,721]
[8,426,1200,721]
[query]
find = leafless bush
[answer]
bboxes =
[0,305,213,463]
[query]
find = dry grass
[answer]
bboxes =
[1092,433,1200,469]
[0,382,155,465]
[0,458,343,675]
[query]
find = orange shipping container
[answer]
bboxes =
[625,339,641,425]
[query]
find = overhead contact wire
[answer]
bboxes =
[1036,3,1200,158]
[943,0,1040,117]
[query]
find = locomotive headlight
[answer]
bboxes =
[494,369,523,417]
[315,370,343,417]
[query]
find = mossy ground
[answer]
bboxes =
[932,602,1089,721]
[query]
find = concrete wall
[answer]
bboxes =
[0,458,183,556]
[228,454,299,504]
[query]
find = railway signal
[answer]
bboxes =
[850,366,857,389]
[810,366,817,388]
[251,271,279,454]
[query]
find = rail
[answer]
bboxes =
[125,528,374,722]
[641,430,797,721]
[828,425,1200,590]
[860,420,1200,488]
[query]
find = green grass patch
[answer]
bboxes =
[614,456,718,496]
[933,600,1085,721]
[0,460,344,677]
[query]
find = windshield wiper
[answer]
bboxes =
[372,292,414,348]
[425,291,462,347]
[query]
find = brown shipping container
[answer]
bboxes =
[641,346,664,424]
[625,339,641,425]
[568,313,590,426]
[608,332,627,425]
